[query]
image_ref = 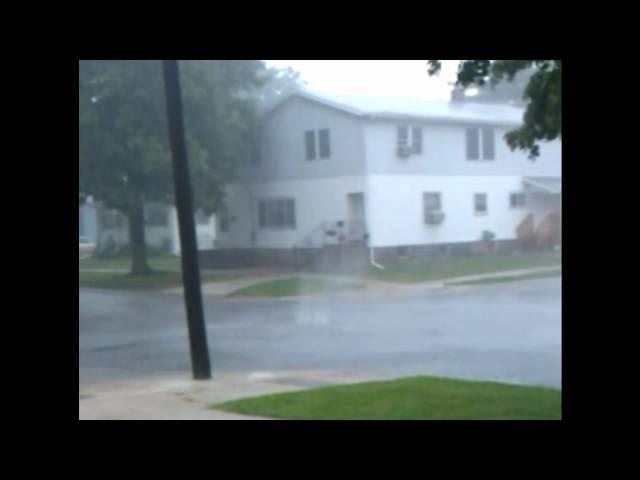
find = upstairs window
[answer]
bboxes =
[411,126,423,154]
[397,126,409,147]
[305,130,316,160]
[466,127,495,160]
[482,128,495,160]
[466,128,479,160]
[318,129,331,159]
[305,129,331,160]
[397,125,423,154]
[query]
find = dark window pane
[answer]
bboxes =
[398,125,409,146]
[510,193,526,208]
[474,193,487,213]
[412,126,422,154]
[305,130,316,160]
[318,129,330,158]
[482,128,495,160]
[466,128,479,160]
[424,192,440,211]
[259,199,296,229]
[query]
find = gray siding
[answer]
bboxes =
[240,97,367,183]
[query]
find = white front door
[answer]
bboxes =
[347,193,366,241]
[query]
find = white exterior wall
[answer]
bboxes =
[79,203,98,242]
[170,206,218,254]
[241,97,367,183]
[216,177,367,249]
[366,175,556,248]
[364,121,561,177]
[363,120,561,247]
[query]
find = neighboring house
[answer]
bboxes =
[208,88,561,269]
[98,202,217,256]
[79,197,98,243]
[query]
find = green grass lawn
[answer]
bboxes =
[228,276,365,298]
[366,251,561,284]
[79,270,238,290]
[215,376,561,420]
[79,255,182,272]
[449,269,561,286]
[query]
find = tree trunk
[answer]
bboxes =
[128,195,151,276]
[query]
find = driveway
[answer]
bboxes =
[79,276,562,389]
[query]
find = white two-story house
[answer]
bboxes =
[210,89,561,269]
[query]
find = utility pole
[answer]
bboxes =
[162,60,211,380]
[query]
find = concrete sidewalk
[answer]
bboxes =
[79,370,375,420]
[288,266,561,298]
[163,272,293,297]
[441,265,561,286]
[161,265,561,299]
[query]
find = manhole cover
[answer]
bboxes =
[79,394,92,400]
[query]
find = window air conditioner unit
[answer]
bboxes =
[397,145,412,158]
[425,210,445,224]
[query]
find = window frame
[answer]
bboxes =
[305,130,317,161]
[474,193,488,215]
[318,128,331,159]
[466,127,480,160]
[397,124,423,154]
[423,192,442,212]
[411,126,423,154]
[510,192,527,209]
[466,127,495,161]
[257,198,296,230]
[482,128,495,160]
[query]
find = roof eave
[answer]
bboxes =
[366,113,522,128]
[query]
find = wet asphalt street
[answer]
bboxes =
[79,277,561,389]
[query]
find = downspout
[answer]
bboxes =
[370,246,384,270]
[362,115,384,270]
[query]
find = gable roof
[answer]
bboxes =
[261,88,525,127]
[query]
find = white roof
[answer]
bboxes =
[523,177,562,194]
[262,88,525,127]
